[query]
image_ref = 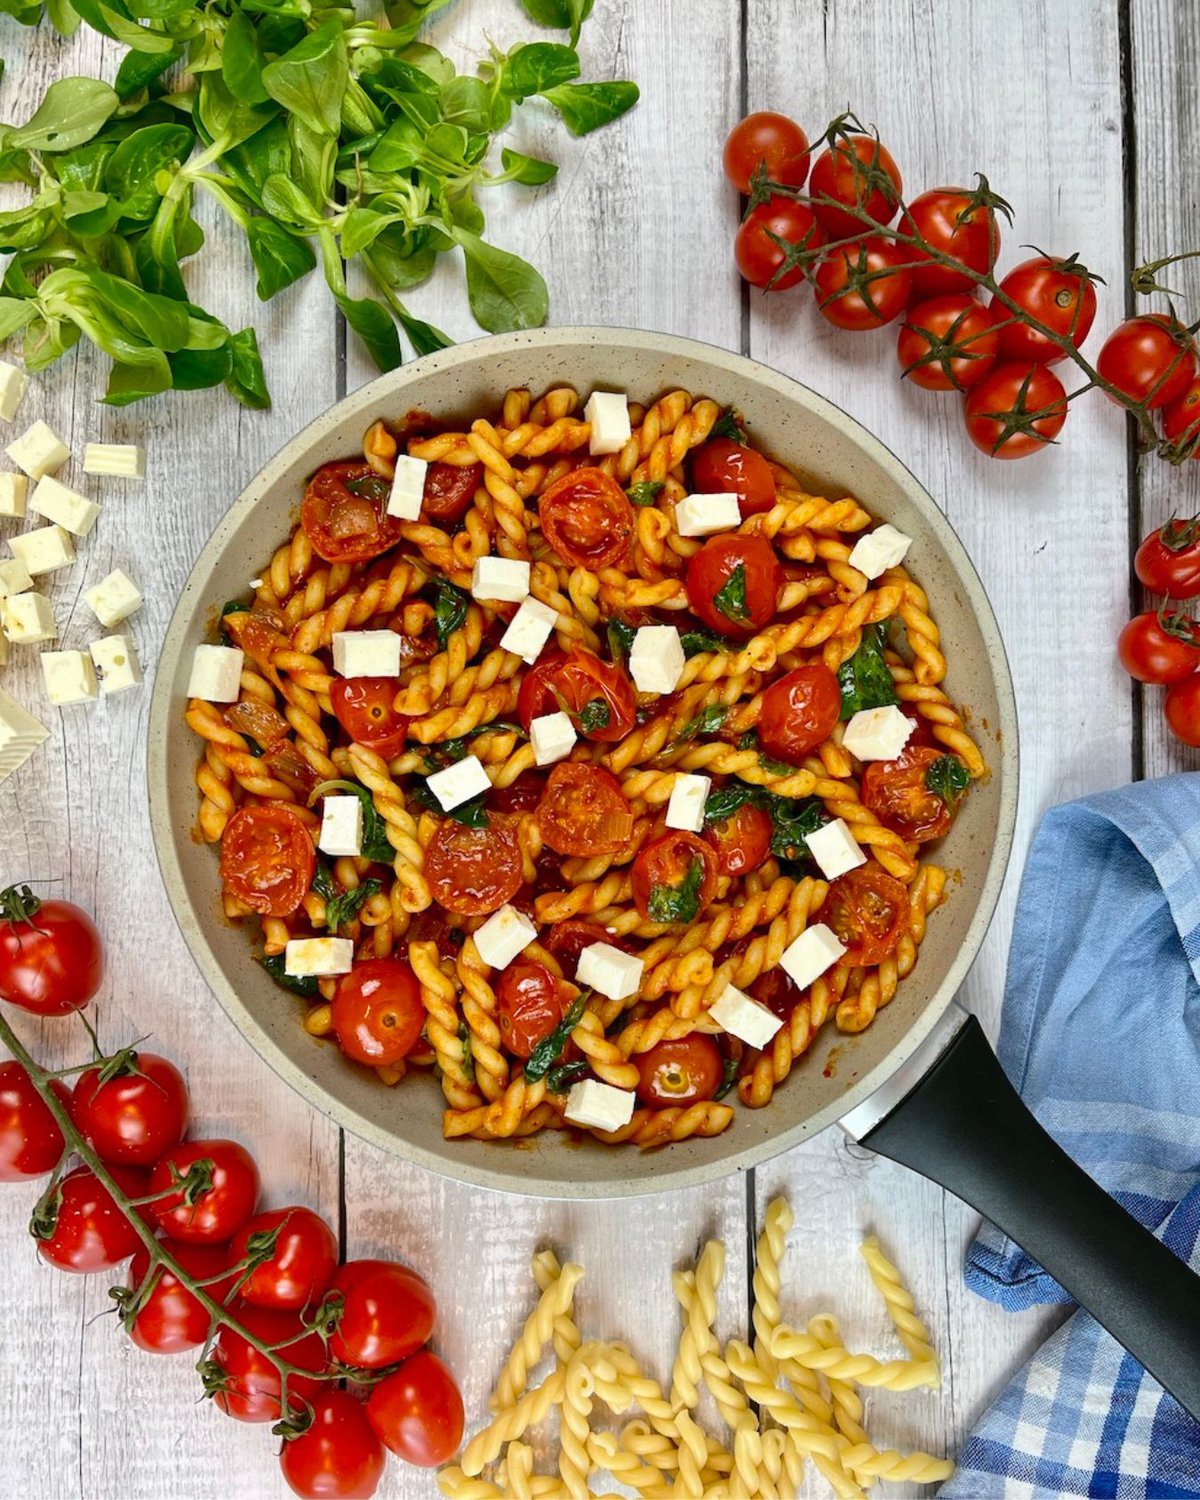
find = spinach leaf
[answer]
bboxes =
[545,1059,589,1094]
[836,621,898,719]
[679,627,726,658]
[577,697,610,733]
[433,580,470,649]
[714,1056,739,1101]
[311,779,395,863]
[222,9,272,107]
[452,229,548,333]
[502,42,580,101]
[702,779,761,827]
[925,753,969,807]
[4,78,119,152]
[713,562,750,626]
[345,471,390,501]
[326,876,382,933]
[500,147,558,186]
[262,18,348,137]
[334,290,401,373]
[525,991,589,1081]
[409,775,489,828]
[540,80,640,136]
[440,76,491,132]
[395,303,453,357]
[606,618,636,663]
[260,950,319,997]
[246,216,316,300]
[104,124,195,223]
[225,327,271,410]
[114,47,181,101]
[710,408,746,442]
[517,0,594,45]
[673,703,728,745]
[647,858,705,924]
[767,797,826,861]
[627,479,663,507]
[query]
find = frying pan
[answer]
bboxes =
[148,328,1200,1419]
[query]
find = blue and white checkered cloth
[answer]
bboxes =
[941,774,1200,1498]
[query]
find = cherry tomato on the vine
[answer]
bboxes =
[495,961,569,1059]
[896,295,1000,391]
[70,1052,188,1167]
[366,1351,465,1467]
[36,1163,149,1273]
[0,885,104,1016]
[331,959,425,1069]
[0,1062,67,1180]
[280,1389,386,1500]
[1097,314,1197,410]
[685,534,783,639]
[758,664,842,766]
[807,133,902,241]
[330,678,411,760]
[723,112,810,194]
[734,197,823,291]
[1117,611,1200,685]
[963,362,1068,459]
[814,237,913,330]
[1162,378,1200,459]
[1165,674,1200,748]
[327,1260,437,1369]
[690,437,777,518]
[148,1138,260,1244]
[230,1206,339,1311]
[1135,516,1200,596]
[899,186,1002,298]
[635,1035,724,1107]
[993,256,1098,364]
[210,1302,328,1423]
[126,1239,236,1354]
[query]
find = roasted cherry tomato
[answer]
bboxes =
[425,820,523,917]
[631,831,718,923]
[280,1389,386,1500]
[148,1138,260,1244]
[211,1303,328,1423]
[300,462,405,565]
[517,648,636,743]
[734,197,824,291]
[759,664,841,766]
[495,960,569,1059]
[331,960,425,1069]
[821,864,910,966]
[635,1035,724,1107]
[538,467,634,569]
[366,1351,464,1468]
[330,679,411,760]
[862,744,958,843]
[1163,379,1200,460]
[36,1164,149,1273]
[488,770,545,814]
[899,187,1001,298]
[813,238,913,330]
[690,438,777,518]
[421,460,482,527]
[126,1239,235,1354]
[963,362,1068,459]
[0,885,104,1016]
[1117,611,1200,685]
[1135,516,1200,596]
[230,1206,339,1312]
[537,763,634,858]
[1097,313,1198,409]
[896,295,1000,391]
[750,965,805,1020]
[0,1062,67,1180]
[543,921,616,976]
[685,534,783,640]
[808,134,902,240]
[1165,674,1200,748]
[219,805,315,918]
[723,112,810,194]
[328,1260,437,1369]
[703,800,773,878]
[70,1052,188,1168]
[993,256,1098,364]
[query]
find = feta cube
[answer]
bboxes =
[576,941,644,1002]
[0,687,48,784]
[803,818,866,880]
[530,710,576,767]
[0,473,27,519]
[82,443,144,478]
[709,982,784,1049]
[30,475,101,537]
[88,634,142,696]
[6,420,69,479]
[474,903,537,971]
[564,1078,636,1131]
[665,773,711,834]
[187,644,244,703]
[84,568,143,628]
[779,923,847,991]
[284,937,355,978]
[847,524,913,580]
[331,630,402,679]
[500,596,557,665]
[425,753,490,812]
[842,705,914,763]
[584,391,631,456]
[471,556,531,604]
[385,455,429,521]
[41,650,98,706]
[0,559,33,599]
[9,525,74,576]
[2,592,56,645]
[318,795,363,858]
[629,625,685,695]
[0,363,28,423]
[673,492,741,538]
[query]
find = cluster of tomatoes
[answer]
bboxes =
[1118,520,1200,746]
[723,112,1200,460]
[0,883,461,1499]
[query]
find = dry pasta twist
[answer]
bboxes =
[490,1259,584,1413]
[766,1322,940,1390]
[752,1196,793,1369]
[859,1236,936,1362]
[532,1249,584,1367]
[841,1444,955,1486]
[459,1366,567,1476]
[559,1347,596,1500]
[669,1241,722,1411]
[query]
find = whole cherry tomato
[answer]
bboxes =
[126,1239,236,1354]
[280,1389,386,1500]
[538,467,634,569]
[1134,516,1200,596]
[425,820,523,917]
[808,133,902,241]
[330,679,410,760]
[896,295,1000,391]
[300,462,405,565]
[1162,379,1200,460]
[963,362,1068,459]
[36,1163,149,1273]
[537,763,634,858]
[366,1351,464,1467]
[328,1260,437,1369]
[70,1052,188,1167]
[703,800,773,878]
[1097,313,1197,409]
[230,1206,339,1311]
[635,1035,724,1107]
[993,256,1098,364]
[210,1303,328,1423]
[821,864,910,966]
[0,885,104,1016]
[862,744,960,842]
[496,961,569,1059]
[631,831,718,923]
[723,112,810,194]
[1165,674,1200,748]
[421,461,483,527]
[899,186,1001,298]
[517,648,636,743]
[0,1062,67,1180]
[331,959,425,1069]
[690,438,777,518]
[813,238,913,330]
[734,198,823,291]
[148,1138,260,1244]
[1117,611,1200,685]
[219,805,316,918]
[685,534,783,639]
[759,664,842,766]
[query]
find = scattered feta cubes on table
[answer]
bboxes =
[584,391,631,456]
[386,455,428,521]
[187,644,244,703]
[425,753,490,812]
[0,559,32,599]
[842,705,914,763]
[779,923,847,991]
[2,592,56,645]
[500,597,557,664]
[709,982,783,1049]
[847,524,913,580]
[84,568,143,628]
[473,904,537,971]
[530,710,576,767]
[804,818,866,880]
[0,687,48,784]
[30,476,100,537]
[318,795,363,858]
[674,492,741,538]
[331,630,402,678]
[576,941,644,1001]
[82,443,144,478]
[6,421,68,480]
[41,650,98,706]
[9,524,74,577]
[564,1078,635,1131]
[0,363,28,424]
[284,937,355,978]
[0,474,27,519]
[629,625,685,695]
[89,635,142,696]
[665,773,711,834]
[471,556,530,604]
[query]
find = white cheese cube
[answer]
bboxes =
[2,592,56,644]
[0,686,48,783]
[564,1078,636,1131]
[629,625,685,695]
[30,475,101,537]
[842,705,914,763]
[665,773,711,834]
[9,525,74,576]
[471,555,531,604]
[6,420,69,479]
[500,596,557,665]
[847,524,913,580]
[674,492,742,538]
[318,795,363,858]
[385,455,429,520]
[0,473,27,519]
[331,630,402,679]
[187,644,244,703]
[576,941,644,1002]
[426,753,490,812]
[88,634,142,696]
[284,937,355,978]
[803,818,866,880]
[709,982,783,1050]
[0,363,28,423]
[530,710,576,767]
[82,443,144,478]
[84,568,143,628]
[474,903,537,971]
[41,650,98,706]
[584,391,631,456]
[779,923,847,991]
[0,559,33,599]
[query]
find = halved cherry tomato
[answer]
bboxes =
[685,534,783,639]
[723,112,810,194]
[1164,674,1200,748]
[366,1351,464,1468]
[703,801,773,878]
[301,462,406,565]
[421,461,482,526]
[495,961,569,1059]
[425,820,523,916]
[750,965,805,1020]
[148,1138,260,1244]
[280,1389,385,1500]
[899,187,1001,298]
[70,1052,188,1167]
[543,921,617,976]
[0,1062,67,1180]
[821,864,910,966]
[813,238,913,330]
[1097,313,1198,409]
[862,744,955,842]
[963,362,1068,459]
[690,438,777,518]
[219,805,315,918]
[734,198,824,291]
[230,1206,339,1311]
[537,764,634,857]
[539,467,634,569]
[1117,611,1200,685]
[327,1261,437,1369]
[759,664,841,766]
[488,770,545,814]
[211,1303,328,1423]
[0,887,104,1017]
[1163,379,1200,459]
[330,679,410,760]
[36,1164,150,1273]
[126,1239,236,1354]
[517,648,636,743]
[631,831,718,923]
[635,1035,723,1107]
[1135,516,1200,595]
[896,295,1000,391]
[332,958,425,1068]
[808,134,902,241]
[993,256,1098,364]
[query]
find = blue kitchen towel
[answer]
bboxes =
[942,773,1200,1496]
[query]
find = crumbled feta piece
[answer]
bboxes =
[0,687,48,784]
[842,705,914,763]
[318,795,363,858]
[425,753,490,812]
[30,476,101,537]
[584,391,631,456]
[471,556,531,604]
[530,710,576,767]
[474,904,537,971]
[629,625,685,695]
[665,773,711,834]
[779,923,847,991]
[565,1078,636,1131]
[803,818,866,881]
[187,644,244,703]
[331,630,402,679]
[576,941,644,1001]
[0,559,33,599]
[84,568,143,628]
[0,363,29,424]
[6,420,69,479]
[847,524,913,580]
[674,492,741,537]
[0,474,27,519]
[2,592,56,645]
[284,937,355,978]
[82,443,144,478]
[88,635,142,696]
[709,982,783,1049]
[500,596,557,664]
[41,650,99,706]
[9,525,74,576]
[386,455,429,520]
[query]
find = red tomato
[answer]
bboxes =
[703,800,773,878]
[808,134,902,240]
[425,820,523,917]
[0,886,104,1016]
[231,1207,339,1312]
[538,467,633,569]
[1165,674,1200,748]
[148,1138,260,1244]
[1097,314,1198,409]
[537,763,634,858]
[1117,611,1200,685]
[749,965,805,1021]
[1135,516,1200,596]
[993,256,1098,364]
[723,112,810,194]
[759,664,842,766]
[734,197,824,291]
[331,959,425,1068]
[219,805,316,918]
[631,831,718,923]
[814,238,913,330]
[488,770,545,814]
[328,1261,437,1369]
[0,1062,67,1180]
[690,438,777,518]
[896,295,1000,391]
[495,961,568,1058]
[280,1389,386,1500]
[543,921,615,976]
[899,187,1001,298]
[210,1303,328,1423]
[1163,379,1200,460]
[366,1352,464,1468]
[862,744,956,842]
[300,462,406,564]
[421,461,482,527]
[126,1239,235,1354]
[963,362,1068,459]
[685,534,783,639]
[517,648,636,743]
[635,1036,723,1107]
[36,1164,149,1273]
[330,679,410,760]
[70,1052,188,1167]
[821,864,910,965]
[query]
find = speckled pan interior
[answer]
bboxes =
[148,327,1018,1200]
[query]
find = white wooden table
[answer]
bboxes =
[0,0,1194,1494]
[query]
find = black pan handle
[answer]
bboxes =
[861,1014,1200,1421]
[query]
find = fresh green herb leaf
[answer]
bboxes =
[517,0,594,46]
[334,290,401,373]
[3,78,119,152]
[679,627,726,658]
[577,697,611,734]
[540,80,639,137]
[647,858,705,924]
[225,327,270,411]
[713,563,750,626]
[499,147,558,185]
[325,877,382,933]
[311,779,394,863]
[545,1059,590,1094]
[925,753,969,808]
[674,704,728,746]
[451,229,549,333]
[260,950,319,997]
[766,797,826,861]
[525,990,589,1081]
[702,779,762,828]
[627,480,663,507]
[261,18,348,136]
[714,1056,739,1101]
[344,471,391,502]
[607,618,637,663]
[246,217,316,301]
[710,407,746,443]
[433,579,469,650]
[312,861,337,902]
[837,621,898,719]
[501,42,581,102]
